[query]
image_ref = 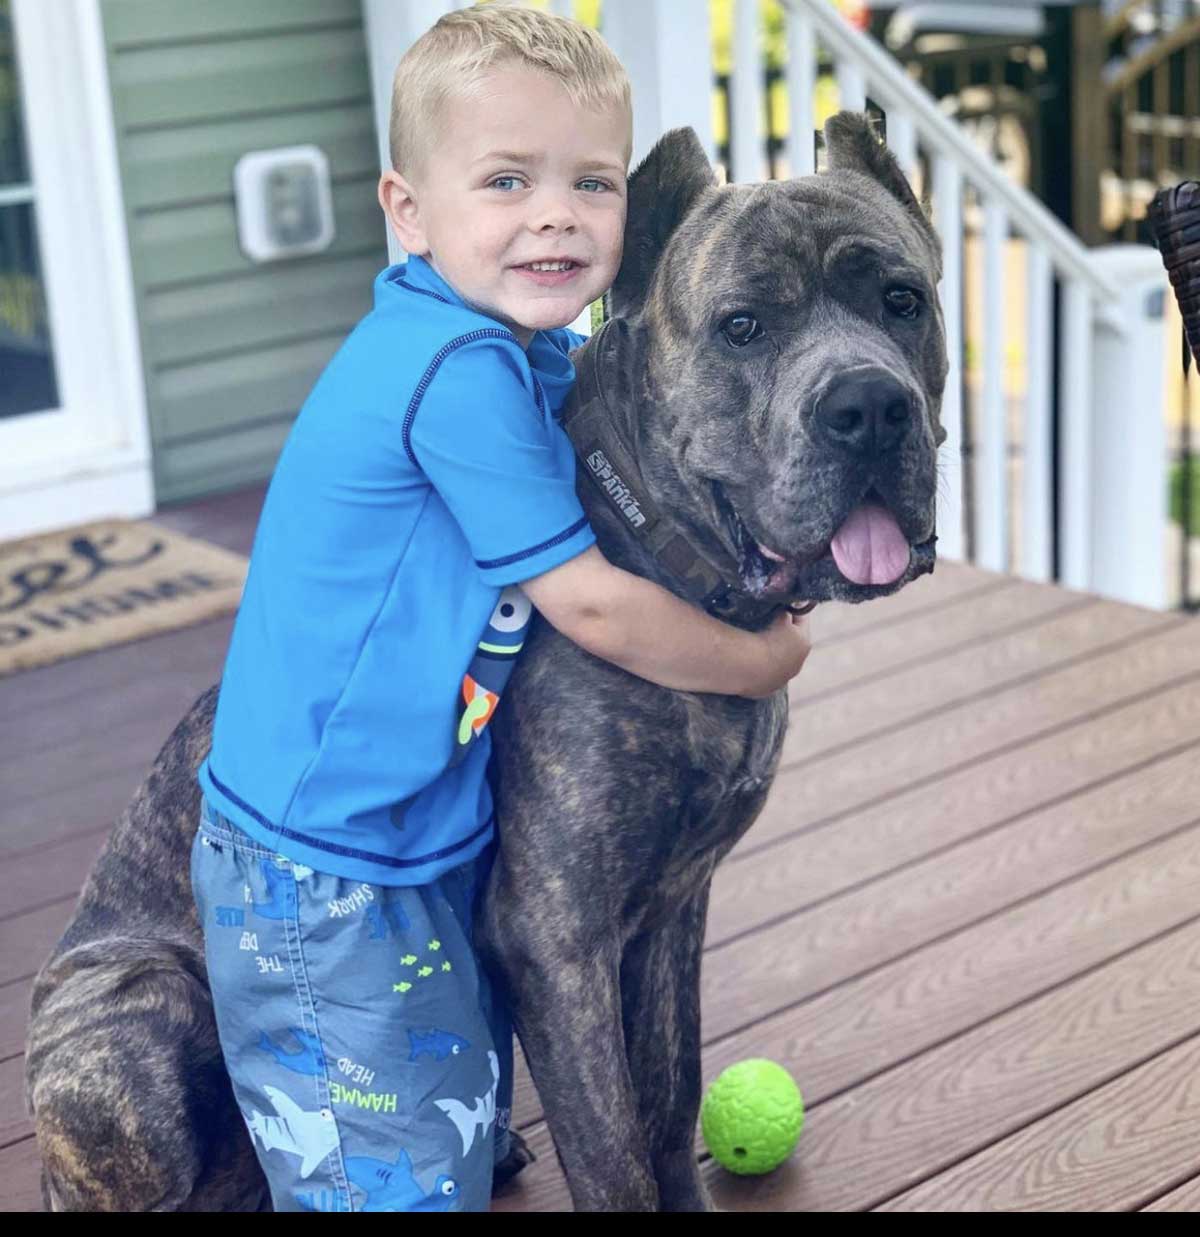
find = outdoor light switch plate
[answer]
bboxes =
[234,145,335,263]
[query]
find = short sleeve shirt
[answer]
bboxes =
[197,256,596,885]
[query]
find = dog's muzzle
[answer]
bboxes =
[714,479,936,605]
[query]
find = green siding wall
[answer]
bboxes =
[100,0,387,503]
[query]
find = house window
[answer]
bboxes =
[0,0,59,420]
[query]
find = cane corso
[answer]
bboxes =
[26,112,947,1211]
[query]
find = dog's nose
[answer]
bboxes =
[815,370,913,457]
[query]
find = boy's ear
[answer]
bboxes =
[378,171,430,256]
[610,127,717,319]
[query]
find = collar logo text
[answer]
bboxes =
[586,449,647,529]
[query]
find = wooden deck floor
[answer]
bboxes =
[3,484,1200,1211]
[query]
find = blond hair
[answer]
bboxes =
[389,2,631,178]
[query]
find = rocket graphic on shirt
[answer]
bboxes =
[446,586,532,770]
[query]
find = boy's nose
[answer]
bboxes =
[529,189,577,232]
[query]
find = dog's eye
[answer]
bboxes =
[885,288,922,320]
[720,313,763,348]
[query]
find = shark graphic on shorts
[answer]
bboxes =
[343,1150,459,1212]
[433,1049,499,1156]
[258,1027,326,1076]
[408,1028,471,1062]
[245,1085,340,1179]
[250,860,293,921]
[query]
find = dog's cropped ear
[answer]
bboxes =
[823,111,938,249]
[610,127,717,319]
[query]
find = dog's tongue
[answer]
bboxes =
[830,502,911,586]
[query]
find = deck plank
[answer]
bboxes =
[0,1137,43,1211]
[0,1054,30,1145]
[0,901,77,989]
[879,1028,1200,1212]
[711,682,1200,945]
[785,598,1167,763]
[0,619,232,760]
[1143,1174,1200,1211]
[2,831,108,923]
[0,766,153,860]
[0,979,32,1061]
[746,614,1195,855]
[702,816,1200,1057]
[792,578,1086,703]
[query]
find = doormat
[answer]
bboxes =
[0,518,247,677]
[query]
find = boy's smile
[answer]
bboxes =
[380,64,630,348]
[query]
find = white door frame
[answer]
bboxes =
[0,0,153,540]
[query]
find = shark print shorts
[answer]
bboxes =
[191,798,514,1212]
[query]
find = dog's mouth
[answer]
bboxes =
[713,482,936,603]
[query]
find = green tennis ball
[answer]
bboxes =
[701,1059,805,1176]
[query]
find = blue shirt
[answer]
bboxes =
[198,256,596,885]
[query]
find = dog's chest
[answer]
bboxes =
[494,623,789,927]
[655,689,786,855]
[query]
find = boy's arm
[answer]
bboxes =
[520,546,811,699]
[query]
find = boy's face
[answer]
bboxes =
[380,63,630,348]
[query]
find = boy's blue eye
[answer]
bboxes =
[490,176,522,191]
[577,179,608,193]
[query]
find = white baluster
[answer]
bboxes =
[1059,279,1093,590]
[977,198,1009,572]
[731,0,765,182]
[887,109,917,183]
[1023,243,1053,581]
[602,0,715,170]
[836,59,867,113]
[362,0,459,263]
[785,6,816,177]
[932,154,965,562]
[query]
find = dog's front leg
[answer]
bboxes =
[620,886,714,1212]
[479,857,659,1211]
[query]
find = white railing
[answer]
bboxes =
[363,0,1169,608]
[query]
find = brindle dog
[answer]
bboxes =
[25,112,947,1211]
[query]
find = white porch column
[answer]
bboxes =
[362,0,460,262]
[601,0,715,170]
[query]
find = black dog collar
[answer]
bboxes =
[561,321,815,625]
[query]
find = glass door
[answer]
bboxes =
[0,0,152,539]
[1,0,60,420]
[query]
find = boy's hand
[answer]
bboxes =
[742,609,813,699]
[521,546,814,698]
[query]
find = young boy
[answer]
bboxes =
[191,4,810,1214]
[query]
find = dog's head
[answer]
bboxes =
[608,111,948,606]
